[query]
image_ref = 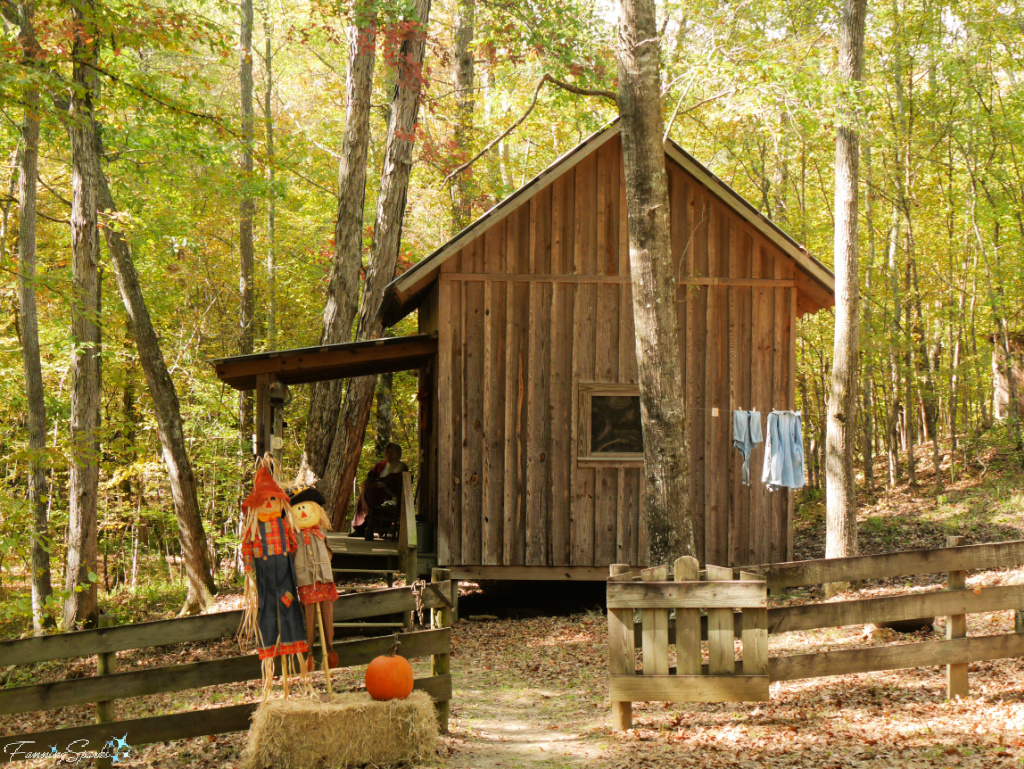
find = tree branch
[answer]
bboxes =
[443,73,617,185]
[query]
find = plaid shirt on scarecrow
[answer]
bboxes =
[242,516,298,572]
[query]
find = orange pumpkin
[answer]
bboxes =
[365,640,414,701]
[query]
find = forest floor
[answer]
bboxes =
[5,442,1024,768]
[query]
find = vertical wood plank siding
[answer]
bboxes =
[431,134,799,570]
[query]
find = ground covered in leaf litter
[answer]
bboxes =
[7,450,1024,768]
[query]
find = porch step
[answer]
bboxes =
[333,621,405,629]
[331,567,397,575]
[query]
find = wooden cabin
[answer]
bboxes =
[380,122,835,578]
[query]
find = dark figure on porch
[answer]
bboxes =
[350,442,408,540]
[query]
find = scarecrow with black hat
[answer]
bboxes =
[239,461,308,696]
[289,486,339,672]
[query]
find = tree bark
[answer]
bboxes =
[264,3,276,349]
[8,0,54,632]
[373,371,393,457]
[616,0,694,565]
[824,0,867,595]
[238,0,255,458]
[95,162,218,614]
[450,0,475,233]
[64,0,102,629]
[322,0,431,526]
[301,6,378,481]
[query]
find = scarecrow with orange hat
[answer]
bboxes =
[238,462,308,695]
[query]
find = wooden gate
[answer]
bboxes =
[606,559,769,729]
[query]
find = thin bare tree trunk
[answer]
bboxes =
[323,0,431,526]
[450,0,475,233]
[264,2,276,349]
[64,0,102,628]
[302,7,378,481]
[95,164,217,614]
[616,0,693,564]
[860,142,876,496]
[7,0,54,632]
[373,371,393,457]
[239,0,255,458]
[825,0,867,595]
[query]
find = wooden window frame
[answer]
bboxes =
[577,382,644,467]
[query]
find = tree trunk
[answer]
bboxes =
[301,7,378,481]
[373,371,393,457]
[10,0,54,632]
[824,0,867,595]
[95,163,218,614]
[616,0,693,565]
[860,142,876,496]
[322,0,431,526]
[450,0,475,233]
[238,0,255,459]
[64,0,102,629]
[264,3,277,349]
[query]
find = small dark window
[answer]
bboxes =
[590,395,644,454]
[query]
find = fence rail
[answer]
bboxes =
[608,537,1024,728]
[1,579,455,763]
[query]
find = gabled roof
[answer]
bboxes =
[381,121,834,327]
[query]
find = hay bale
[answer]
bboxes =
[244,690,438,769]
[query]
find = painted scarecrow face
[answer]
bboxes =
[257,495,285,522]
[292,500,324,530]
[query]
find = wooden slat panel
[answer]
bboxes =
[641,566,670,676]
[787,283,797,560]
[770,632,1024,682]
[570,151,598,567]
[771,254,789,563]
[0,629,451,716]
[482,279,507,565]
[729,231,754,566]
[550,171,575,565]
[607,580,767,609]
[527,196,554,587]
[503,278,529,566]
[448,280,465,562]
[526,282,552,565]
[675,556,702,676]
[687,193,709,562]
[616,469,639,565]
[768,584,1024,635]
[594,198,620,565]
[704,205,731,566]
[609,674,770,703]
[705,564,736,674]
[753,540,1024,590]
[462,279,486,564]
[750,244,774,565]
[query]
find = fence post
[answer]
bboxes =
[946,535,969,699]
[674,557,701,676]
[607,564,634,730]
[401,473,418,629]
[430,568,451,734]
[706,565,735,674]
[96,613,116,769]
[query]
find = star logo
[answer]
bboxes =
[49,746,58,754]
[110,734,132,762]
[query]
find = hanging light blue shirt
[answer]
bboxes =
[761,411,805,492]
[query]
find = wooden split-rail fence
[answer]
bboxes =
[0,577,456,764]
[607,537,1024,729]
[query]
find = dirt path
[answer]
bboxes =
[442,616,612,769]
